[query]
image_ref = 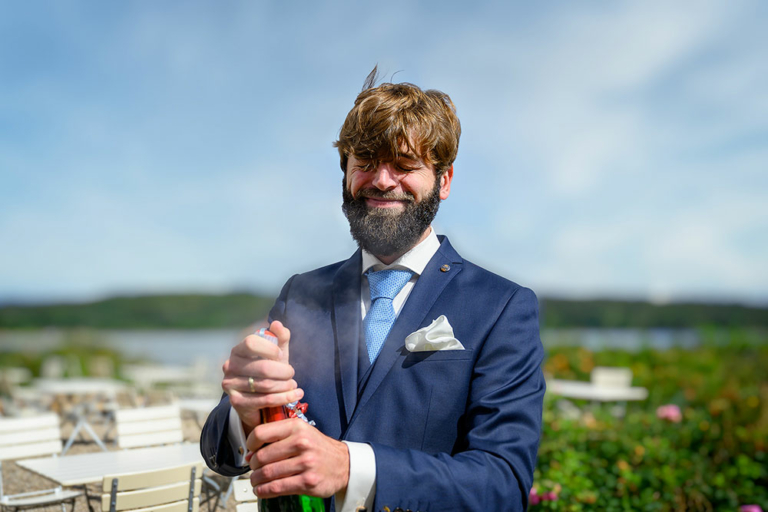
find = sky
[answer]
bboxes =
[1,1,767,306]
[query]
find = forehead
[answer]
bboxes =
[347,151,431,169]
[353,135,428,163]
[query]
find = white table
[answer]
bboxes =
[33,378,129,454]
[122,365,197,390]
[547,379,648,401]
[33,379,128,396]
[16,443,204,486]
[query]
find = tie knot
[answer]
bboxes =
[367,269,413,301]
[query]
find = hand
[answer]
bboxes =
[246,418,350,499]
[221,321,304,432]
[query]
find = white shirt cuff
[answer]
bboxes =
[335,441,376,512]
[227,406,249,468]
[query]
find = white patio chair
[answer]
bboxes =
[590,366,642,417]
[232,478,257,512]
[114,405,184,450]
[0,414,82,512]
[113,405,224,511]
[100,462,203,512]
[590,366,633,388]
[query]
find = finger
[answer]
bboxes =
[222,360,295,393]
[250,456,305,487]
[235,358,295,380]
[245,417,301,454]
[226,389,262,428]
[252,474,322,500]
[223,376,297,395]
[222,357,296,391]
[231,335,282,360]
[250,440,302,472]
[229,388,305,427]
[269,320,291,363]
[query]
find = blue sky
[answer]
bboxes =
[1,1,766,305]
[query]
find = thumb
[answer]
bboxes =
[269,320,290,363]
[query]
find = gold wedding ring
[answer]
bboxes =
[248,376,255,393]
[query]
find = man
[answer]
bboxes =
[201,70,545,511]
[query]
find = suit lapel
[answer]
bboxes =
[332,250,362,426]
[350,237,464,425]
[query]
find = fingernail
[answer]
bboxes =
[296,388,304,399]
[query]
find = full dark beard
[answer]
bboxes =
[341,178,441,258]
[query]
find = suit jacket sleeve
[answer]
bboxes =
[370,286,545,512]
[199,275,297,476]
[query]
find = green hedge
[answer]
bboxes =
[534,339,768,511]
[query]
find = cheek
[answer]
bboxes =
[346,172,367,196]
[403,177,432,201]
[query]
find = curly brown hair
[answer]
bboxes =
[334,67,461,177]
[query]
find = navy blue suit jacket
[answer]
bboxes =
[200,236,545,511]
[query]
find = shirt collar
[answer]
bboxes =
[361,227,440,277]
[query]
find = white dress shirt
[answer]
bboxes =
[227,228,441,512]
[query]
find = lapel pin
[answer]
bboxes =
[440,264,450,272]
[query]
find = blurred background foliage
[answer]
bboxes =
[1,296,766,509]
[536,337,768,511]
[0,294,274,329]
[1,294,766,329]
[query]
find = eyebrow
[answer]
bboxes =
[396,153,420,162]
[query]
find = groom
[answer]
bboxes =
[201,70,545,512]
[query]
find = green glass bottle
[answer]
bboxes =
[258,493,326,512]
[256,328,326,512]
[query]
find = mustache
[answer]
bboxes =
[355,189,415,202]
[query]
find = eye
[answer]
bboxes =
[352,162,374,172]
[396,163,420,172]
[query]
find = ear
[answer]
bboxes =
[439,165,453,200]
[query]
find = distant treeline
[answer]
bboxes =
[0,294,274,329]
[0,294,766,329]
[540,298,767,328]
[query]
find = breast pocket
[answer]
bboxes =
[402,348,474,366]
[399,349,475,454]
[347,350,475,453]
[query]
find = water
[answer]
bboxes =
[0,328,705,365]
[0,329,243,366]
[541,328,701,352]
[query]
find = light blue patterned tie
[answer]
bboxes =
[364,269,413,364]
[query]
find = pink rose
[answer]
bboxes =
[543,492,558,501]
[740,506,763,512]
[656,404,682,423]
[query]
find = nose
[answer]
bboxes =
[370,162,399,190]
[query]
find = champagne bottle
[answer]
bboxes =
[255,328,326,512]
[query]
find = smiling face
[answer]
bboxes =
[342,150,453,262]
[334,79,460,262]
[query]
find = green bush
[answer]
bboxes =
[535,339,768,511]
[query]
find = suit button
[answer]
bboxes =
[440,264,450,272]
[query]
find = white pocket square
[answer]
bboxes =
[405,315,465,352]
